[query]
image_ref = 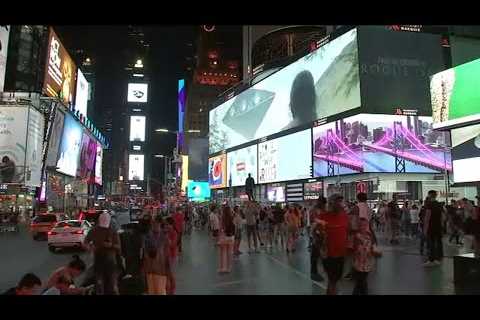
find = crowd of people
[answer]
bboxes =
[4,191,480,295]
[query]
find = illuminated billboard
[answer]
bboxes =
[0,26,9,92]
[75,69,89,117]
[258,129,311,183]
[208,154,226,189]
[46,110,65,168]
[227,145,258,187]
[178,79,186,151]
[304,181,324,200]
[431,58,480,130]
[187,181,211,201]
[451,124,480,183]
[181,155,189,192]
[209,28,360,154]
[267,185,285,203]
[312,114,452,177]
[358,26,445,116]
[129,116,146,142]
[95,143,103,185]
[128,154,144,181]
[56,113,83,177]
[78,133,96,179]
[127,83,148,103]
[43,28,77,106]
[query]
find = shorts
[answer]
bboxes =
[246,225,257,238]
[322,257,345,283]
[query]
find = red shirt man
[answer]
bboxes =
[173,211,185,234]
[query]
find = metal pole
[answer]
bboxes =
[444,147,449,203]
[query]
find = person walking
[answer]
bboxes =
[233,206,244,256]
[310,196,327,281]
[273,204,286,250]
[409,204,420,239]
[218,206,236,273]
[352,218,380,295]
[165,217,178,295]
[387,198,401,245]
[423,190,444,267]
[320,194,349,295]
[245,201,259,253]
[209,204,220,245]
[142,218,171,295]
[84,211,121,295]
[172,208,185,253]
[286,206,300,253]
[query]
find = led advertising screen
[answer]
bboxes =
[0,25,9,92]
[431,58,480,130]
[25,108,45,187]
[451,124,480,183]
[208,154,226,189]
[128,154,144,181]
[129,116,146,142]
[43,28,77,106]
[312,114,452,177]
[187,181,211,202]
[75,69,89,117]
[181,155,189,193]
[304,181,324,200]
[188,137,209,182]
[127,83,148,103]
[95,143,103,185]
[267,185,286,203]
[0,107,28,184]
[46,110,65,167]
[178,79,186,151]
[209,28,360,154]
[227,145,258,187]
[56,113,83,177]
[357,26,445,116]
[258,129,312,183]
[78,133,96,179]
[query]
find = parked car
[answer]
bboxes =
[47,220,92,252]
[30,214,59,240]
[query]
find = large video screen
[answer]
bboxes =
[78,133,96,179]
[95,143,103,185]
[357,26,445,116]
[187,181,211,201]
[451,124,480,183]
[188,137,209,181]
[127,83,148,103]
[25,108,45,187]
[312,114,452,177]
[43,28,77,106]
[129,116,146,142]
[209,28,360,154]
[46,110,65,167]
[267,185,285,203]
[0,26,9,92]
[56,113,83,177]
[208,154,227,189]
[128,154,144,181]
[75,69,89,117]
[431,58,480,130]
[304,181,324,200]
[258,129,312,183]
[227,145,258,187]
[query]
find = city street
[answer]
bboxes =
[1,214,469,295]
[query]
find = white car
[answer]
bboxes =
[47,220,92,252]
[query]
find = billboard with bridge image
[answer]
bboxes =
[312,114,452,177]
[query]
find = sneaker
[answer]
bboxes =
[423,261,436,267]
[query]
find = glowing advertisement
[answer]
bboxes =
[208,154,226,189]
[258,129,312,183]
[43,28,77,106]
[25,108,45,187]
[181,155,189,193]
[312,114,452,178]
[129,116,146,142]
[227,145,258,187]
[0,26,9,92]
[0,107,28,184]
[304,181,324,200]
[451,124,480,183]
[187,181,211,201]
[128,154,144,181]
[56,113,83,177]
[127,83,148,103]
[209,28,360,154]
[267,185,285,202]
[75,69,89,117]
[431,58,480,130]
[178,79,185,151]
[95,143,103,185]
[45,110,65,167]
[78,133,96,179]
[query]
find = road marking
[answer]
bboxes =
[265,255,327,291]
